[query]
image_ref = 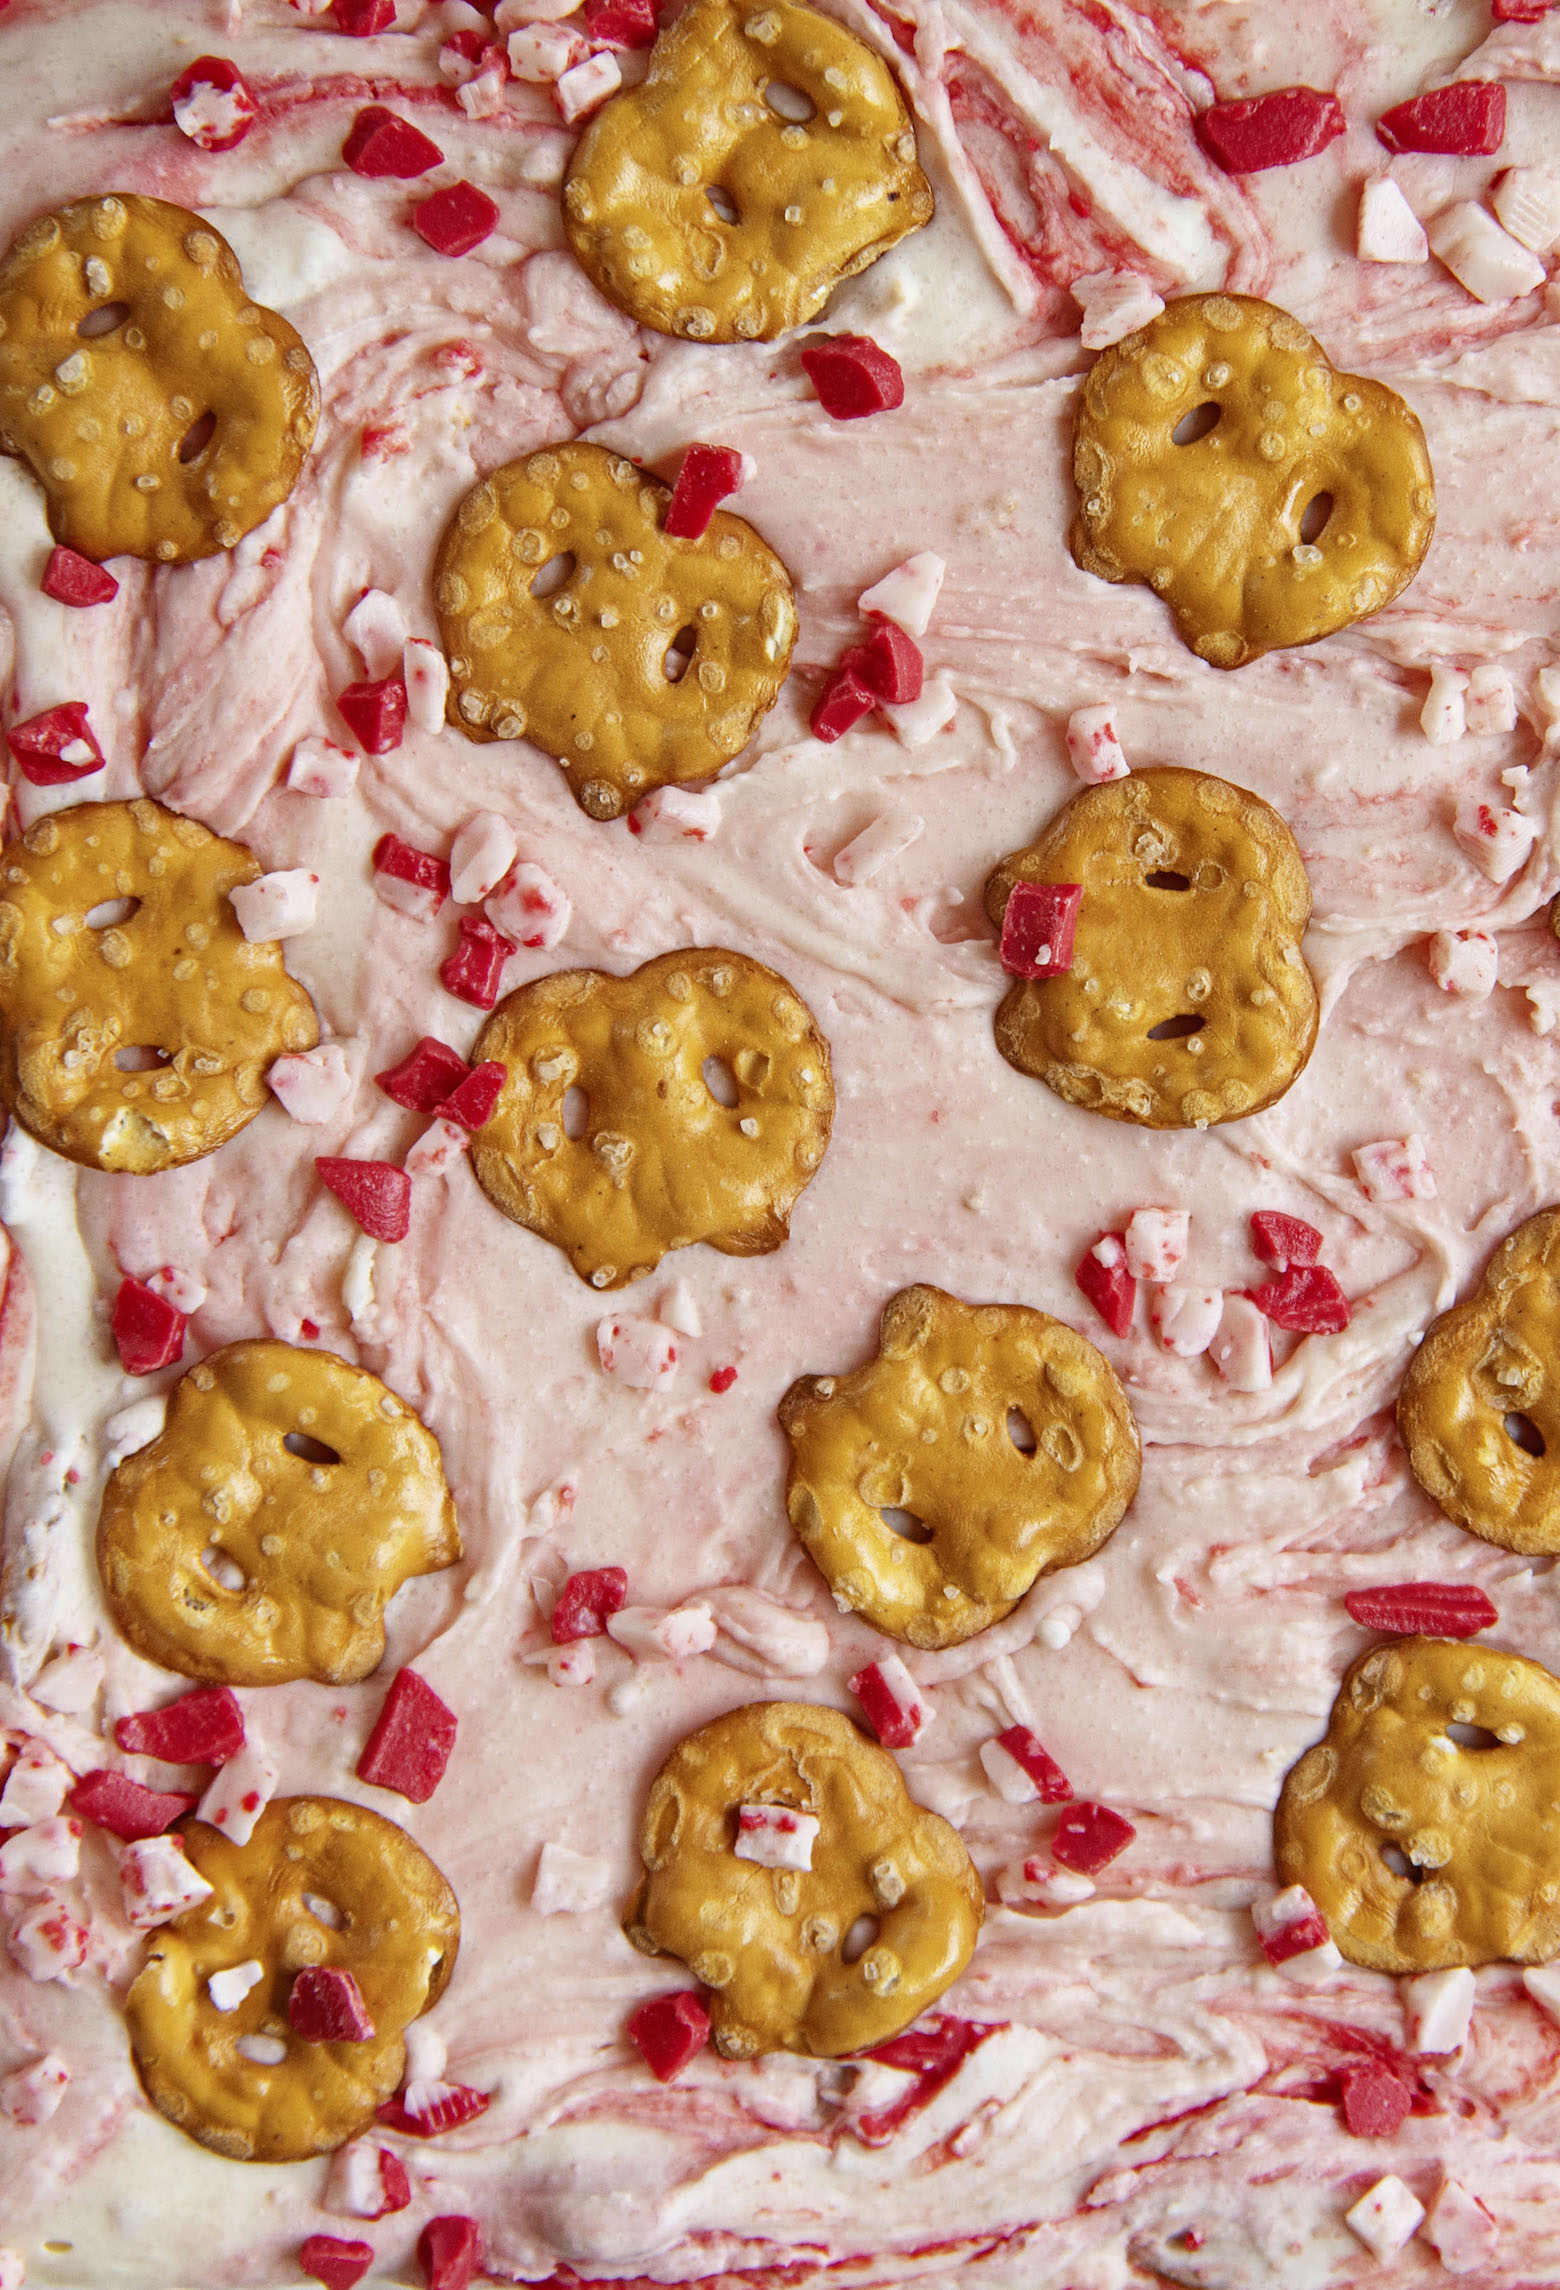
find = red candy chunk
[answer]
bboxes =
[551,1566,629,1643]
[1052,1800,1135,1875]
[419,2216,483,2290]
[441,914,516,1009]
[1075,1232,1135,1339]
[1197,86,1345,172]
[343,105,445,178]
[842,620,924,705]
[437,1060,506,1132]
[337,674,407,755]
[1377,81,1505,155]
[995,1724,1073,1804]
[116,1685,245,1766]
[1494,0,1553,17]
[664,443,746,540]
[376,1037,470,1112]
[800,334,904,419]
[169,56,258,152]
[69,1769,197,1842]
[1249,1264,1351,1335]
[333,0,395,31]
[316,1157,412,1243]
[111,1276,188,1376]
[809,669,875,742]
[357,1668,457,1803]
[42,547,118,608]
[584,0,659,44]
[6,701,105,785]
[1340,2058,1414,2139]
[414,182,500,258]
[1258,1901,1331,1966]
[1344,1582,1499,1638]
[999,881,1082,980]
[377,2080,490,2136]
[709,1365,738,1394]
[848,1656,927,1749]
[290,1966,376,2044]
[374,833,452,919]
[1249,1210,1322,1269]
[300,2238,375,2290]
[629,1990,711,2082]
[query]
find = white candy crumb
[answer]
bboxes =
[1423,2176,1499,2274]
[344,1234,377,1331]
[0,1744,70,1827]
[547,1640,596,1686]
[196,1738,278,1849]
[268,1043,353,1126]
[607,1602,717,1661]
[1358,177,1429,263]
[882,673,957,748]
[979,1736,1039,1805]
[1528,980,1560,1036]
[1209,1294,1272,1391]
[1071,269,1165,348]
[657,1280,701,1337]
[207,1958,266,2013]
[1035,1608,1078,1650]
[508,21,586,76]
[996,1856,1094,1907]
[1353,1134,1436,1203]
[325,2139,401,2221]
[403,638,450,735]
[458,60,509,115]
[596,1314,680,1391]
[1420,666,1467,745]
[554,48,620,120]
[497,0,583,23]
[858,551,945,638]
[286,737,358,799]
[634,786,720,840]
[119,1835,214,1928]
[532,1839,614,1914]
[1151,1284,1223,1359]
[230,870,319,942]
[1091,1233,1125,1268]
[0,1819,81,1896]
[1405,1965,1475,2054]
[1429,201,1546,304]
[487,861,571,949]
[343,588,408,679]
[6,1896,88,1983]
[1065,703,1130,783]
[1345,2175,1425,2264]
[833,811,924,886]
[404,1118,469,1181]
[1427,929,1498,999]
[1494,167,1560,254]
[1466,663,1517,734]
[1124,1208,1189,1282]
[0,2053,68,2126]
[1522,1963,1560,2024]
[29,1646,103,1713]
[450,811,519,904]
[735,1803,819,1871]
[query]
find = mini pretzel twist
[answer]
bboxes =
[0,195,319,564]
[98,1341,462,1686]
[563,0,933,343]
[1071,294,1435,668]
[126,1797,459,2161]
[984,767,1318,1129]
[779,1286,1140,1649]
[0,800,319,1173]
[1275,1638,1560,1972]
[623,1701,983,2057]
[470,948,834,1288]
[435,442,797,821]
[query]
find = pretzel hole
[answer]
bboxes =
[706,187,741,225]
[77,300,131,339]
[1143,870,1192,893]
[1299,491,1334,545]
[1171,403,1221,447]
[202,1546,246,1593]
[303,1892,345,1928]
[1446,1721,1501,1751]
[529,552,576,601]
[177,410,217,465]
[562,1084,589,1139]
[115,1044,170,1071]
[1381,1844,1427,1884]
[87,897,139,929]
[1146,1014,1205,1042]
[702,1055,740,1108]
[879,1506,934,1544]
[764,81,817,122]
[1505,1410,1546,1458]
[284,1431,341,1467]
[842,1914,879,1962]
[663,625,698,683]
[1006,1407,1037,1455]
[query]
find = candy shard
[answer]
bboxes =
[1197,85,1345,172]
[169,56,259,152]
[337,675,407,755]
[1423,2177,1499,2275]
[286,737,359,799]
[858,552,945,639]
[324,2140,413,2220]
[629,1989,710,2081]
[801,334,905,420]
[7,1895,89,1982]
[1210,1293,1272,1390]
[1421,665,1467,746]
[1430,201,1546,304]
[1151,1283,1223,1358]
[117,1685,246,1766]
[596,1313,680,1391]
[1405,1965,1476,2055]
[195,1738,278,1848]
[299,2237,374,2290]
[998,882,1082,980]
[551,1565,629,1643]
[1124,1208,1188,1283]
[532,1839,613,1914]
[1428,928,1498,1000]
[1251,1884,1335,1967]
[606,1602,717,1660]
[1065,703,1129,784]
[632,787,719,841]
[206,1958,264,2012]
[357,1669,457,1802]
[1377,80,1506,156]
[343,588,409,679]
[0,2052,69,2126]
[1466,663,1518,735]
[1248,1264,1351,1336]
[1452,796,1537,883]
[373,833,451,921]
[441,914,516,1008]
[555,50,622,122]
[419,2216,482,2290]
[111,1277,187,1376]
[5,702,105,786]
[810,668,875,743]
[316,1157,412,1243]
[1343,1582,1497,1638]
[230,869,319,943]
[1052,1801,1134,1874]
[0,1745,71,1827]
[289,1965,376,2043]
[1075,1231,1135,1340]
[1339,2056,1413,2137]
[832,811,924,888]
[1345,2175,1425,2262]
[1358,177,1429,264]
[404,638,451,733]
[119,1833,214,1927]
[0,1817,80,1896]
[849,1653,931,1748]
[840,622,923,706]
[376,2079,490,2136]
[41,546,118,607]
[485,861,570,951]
[508,22,589,79]
[343,105,445,178]
[449,812,518,906]
[438,1061,506,1132]
[1352,1134,1435,1203]
[665,443,747,540]
[1494,167,1560,255]
[377,1037,470,1114]
[1071,270,1164,350]
[414,182,501,257]
[988,1724,1072,1804]
[69,1769,197,1842]
[734,1803,819,1870]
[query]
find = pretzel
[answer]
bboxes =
[562,0,933,344]
[98,1341,461,1687]
[984,767,1318,1129]
[1275,1638,1560,1972]
[125,1796,459,2161]
[1071,293,1435,668]
[0,194,319,564]
[778,1285,1139,1650]
[470,948,833,1288]
[1399,1208,1560,1555]
[434,442,797,821]
[623,1701,982,2057]
[0,800,319,1173]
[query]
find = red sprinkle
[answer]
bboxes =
[357,1668,458,1802]
[69,1769,197,1841]
[1249,1264,1351,1335]
[289,1966,376,2044]
[337,675,407,755]
[551,1566,629,1643]
[999,881,1082,979]
[1076,1232,1135,1340]
[300,2238,374,2290]
[841,620,924,705]
[316,1157,412,1243]
[708,1366,738,1394]
[42,547,118,608]
[800,334,904,419]
[584,0,659,43]
[111,1277,188,1376]
[1249,1210,1323,1269]
[1344,1582,1499,1638]
[438,1059,507,1131]
[995,1724,1074,1804]
[1377,81,1506,155]
[629,1990,711,2082]
[376,2081,490,2137]
[1052,1800,1136,1875]
[441,914,516,1008]
[116,1685,246,1766]
[413,181,500,258]
[343,105,444,178]
[6,700,105,785]
[332,0,395,31]
[168,56,258,151]
[373,833,452,915]
[419,2216,483,2290]
[664,443,746,540]
[809,668,875,742]
[376,1037,470,1112]
[1197,86,1345,172]
[1340,2058,1414,2138]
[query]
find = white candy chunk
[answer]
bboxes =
[119,1835,213,1928]
[1358,176,1429,263]
[147,1263,206,1315]
[325,2138,405,2220]
[734,1803,819,1871]
[657,1279,701,1336]
[450,811,519,905]
[7,1896,88,1982]
[1273,1940,1345,1984]
[979,1736,1040,1805]
[30,1647,102,1713]
[498,0,584,21]
[1065,704,1130,783]
[704,1586,831,1677]
[554,48,620,120]
[1124,1208,1189,1282]
[832,811,924,886]
[634,786,720,840]
[1424,2176,1499,2274]
[0,1743,71,1825]
[606,1602,718,1661]
[0,1818,81,1896]
[486,860,571,948]
[343,588,408,678]
[172,77,252,147]
[1090,1232,1125,1269]
[1405,1965,1475,2054]
[1454,795,1537,883]
[1353,1134,1436,1203]
[374,870,442,924]
[1209,1294,1272,1392]
[858,551,946,638]
[532,1840,614,1914]
[402,2021,445,2088]
[287,736,359,799]
[996,1856,1095,1907]
[509,21,586,76]
[403,638,450,735]
[268,1043,353,1125]
[547,1640,596,1686]
[1429,201,1546,304]
[1494,166,1560,254]
[1420,666,1467,745]
[207,1958,266,2013]
[404,1118,470,1181]
[1428,928,1498,998]
[230,869,319,942]
[0,2252,24,2290]
[1072,268,1165,348]
[458,60,509,115]
[0,2053,69,2125]
[196,1739,277,1849]
[1466,663,1517,734]
[1528,979,1560,1036]
[1522,1963,1560,2023]
[1345,2175,1425,2264]
[1151,1284,1223,1359]
[882,672,957,748]
[596,1314,680,1391]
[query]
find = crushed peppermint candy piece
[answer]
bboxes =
[1151,1284,1223,1358]
[1251,1885,1340,1970]
[996,1856,1096,1908]
[532,1840,614,1914]
[111,1276,187,1375]
[1071,269,1165,349]
[8,1896,89,1982]
[632,786,719,840]
[1340,2057,1414,2138]
[1065,703,1130,783]
[1353,1134,1435,1202]
[555,49,621,121]
[1429,201,1545,303]
[1466,663,1518,733]
[882,673,958,748]
[980,1725,1073,1805]
[169,56,258,151]
[6,701,105,785]
[0,2053,69,2126]
[450,812,518,905]
[343,588,409,679]
[658,1280,701,1336]
[1423,2177,1499,2274]
[343,105,445,177]
[378,1037,470,1112]
[1377,81,1506,156]
[333,0,396,28]
[849,1652,930,1748]
[117,1685,245,1765]
[376,2079,491,2137]
[120,1833,214,1927]
[300,2237,373,2290]
[316,1158,412,1243]
[858,552,945,638]
[629,1990,710,2081]
[1523,1963,1560,2025]
[1421,666,1467,745]
[1075,1232,1135,1340]
[196,1737,277,1848]
[548,1641,596,1686]
[419,2216,482,2290]
[373,833,451,921]
[404,1119,469,1181]
[442,913,516,1006]
[42,547,118,607]
[324,2139,413,2219]
[1453,795,1537,882]
[287,737,359,799]
[486,861,570,950]
[1405,1965,1476,2055]
[832,810,924,887]
[413,182,501,257]
[0,1745,71,1827]
[999,881,1081,978]
[438,1061,506,1132]
[1249,1264,1351,1335]
[1428,928,1498,998]
[840,621,924,706]
[0,1818,80,1896]
[337,675,407,754]
[810,669,875,742]
[606,1602,717,1660]
[1052,1801,1135,1875]
[801,334,904,419]
[584,0,658,43]
[1344,1582,1497,1637]
[357,1669,457,1803]
[458,57,511,119]
[69,1769,196,1842]
[1123,1208,1188,1282]
[1494,167,1560,254]
[1345,2175,1425,2262]
[664,443,747,540]
[551,1567,629,1642]
[509,22,588,77]
[290,1965,376,2043]
[404,638,451,734]
[596,1314,679,1391]
[1197,85,1346,172]
[735,1803,819,1871]
[230,868,319,942]
[1209,1293,1272,1390]
[0,2252,20,2288]
[1357,176,1429,263]
[270,1043,354,1125]
[207,1958,265,2013]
